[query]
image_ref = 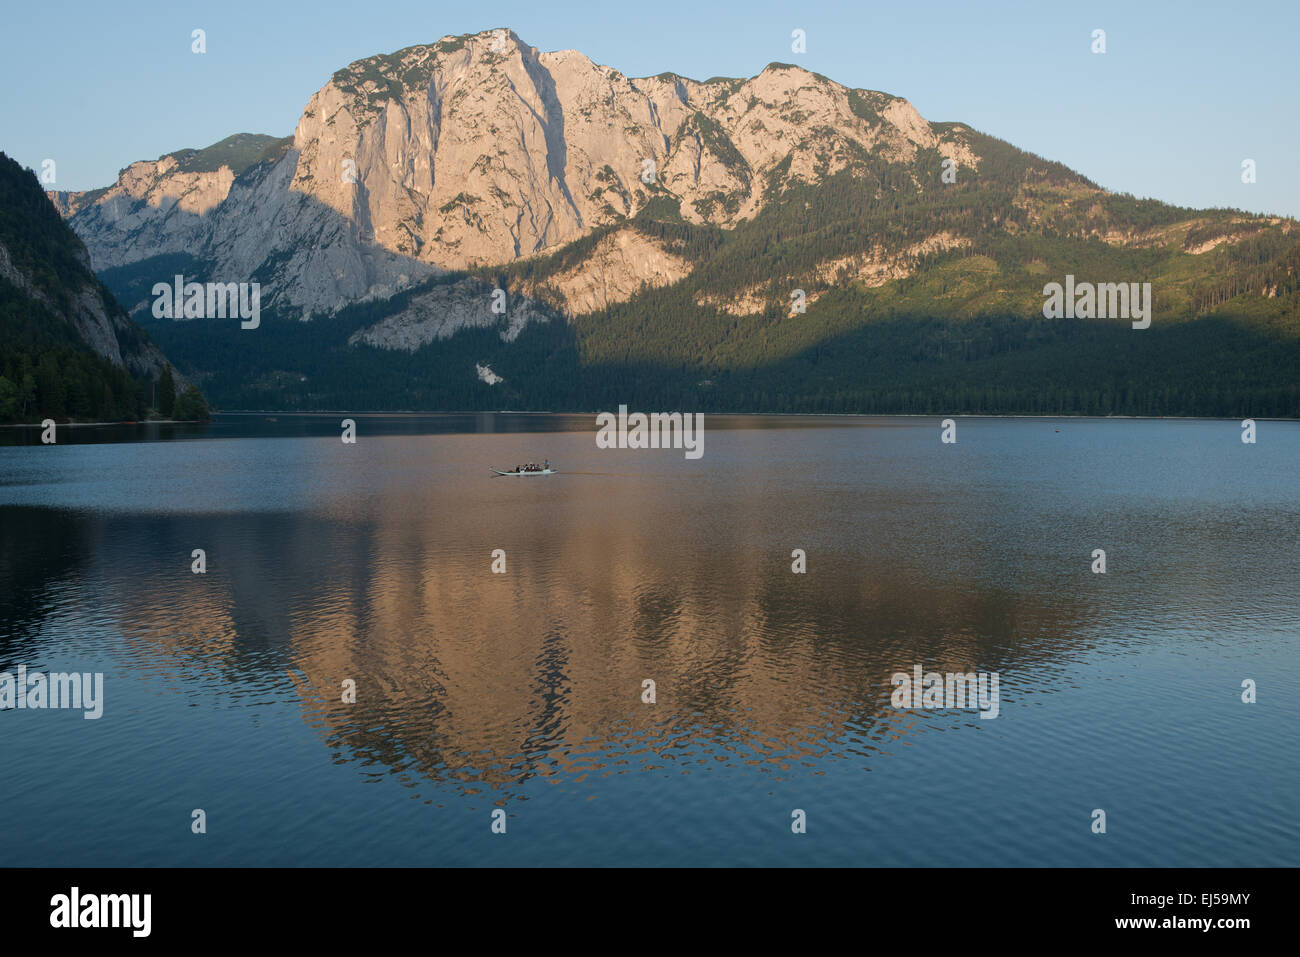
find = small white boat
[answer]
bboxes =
[491,466,557,476]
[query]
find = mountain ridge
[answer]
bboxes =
[38,28,1300,417]
[49,29,1080,314]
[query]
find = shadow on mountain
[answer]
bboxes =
[86,157,440,322]
[130,288,1300,417]
[66,153,1299,420]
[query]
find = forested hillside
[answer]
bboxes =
[0,153,201,423]
[128,134,1300,417]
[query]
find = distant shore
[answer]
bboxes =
[192,410,1299,421]
[0,418,206,428]
[3,410,1295,427]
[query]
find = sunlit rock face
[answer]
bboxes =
[56,29,981,320]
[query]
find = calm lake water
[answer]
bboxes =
[1,414,1296,866]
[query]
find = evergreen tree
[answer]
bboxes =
[157,365,176,416]
[172,385,209,421]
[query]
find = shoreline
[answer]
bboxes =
[0,418,204,428]
[3,411,1293,427]
[165,410,1300,421]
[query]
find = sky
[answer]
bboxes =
[3,0,1297,217]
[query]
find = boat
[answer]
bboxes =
[492,465,557,476]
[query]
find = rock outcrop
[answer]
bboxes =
[347,277,552,352]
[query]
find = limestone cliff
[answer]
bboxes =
[55,28,985,322]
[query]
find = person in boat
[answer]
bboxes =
[544,459,549,470]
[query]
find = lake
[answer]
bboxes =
[1,413,1296,866]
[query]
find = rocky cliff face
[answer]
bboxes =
[293,31,979,263]
[520,227,693,316]
[63,139,435,321]
[55,28,989,322]
[0,245,175,384]
[46,189,103,218]
[347,276,554,352]
[66,155,234,267]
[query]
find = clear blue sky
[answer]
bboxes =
[4,0,1297,217]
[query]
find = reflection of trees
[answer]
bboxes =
[0,507,91,659]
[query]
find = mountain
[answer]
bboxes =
[48,28,1300,417]
[0,151,189,423]
[57,30,995,318]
